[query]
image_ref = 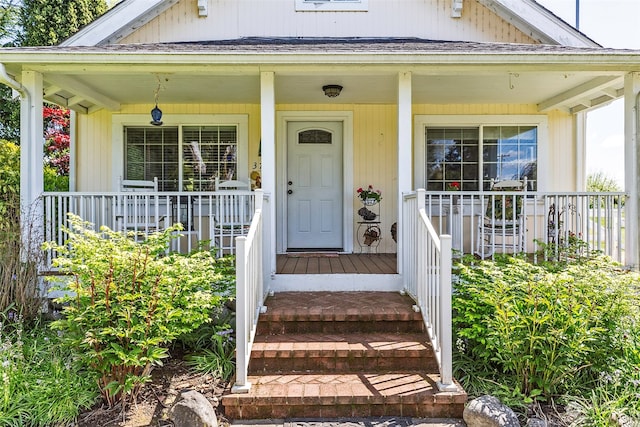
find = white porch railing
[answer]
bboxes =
[423,191,626,263]
[402,189,456,391]
[42,191,255,268]
[232,190,270,393]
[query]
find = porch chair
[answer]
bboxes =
[475,177,527,258]
[116,176,168,236]
[212,178,252,256]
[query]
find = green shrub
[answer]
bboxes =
[453,254,640,406]
[0,140,44,321]
[45,214,234,406]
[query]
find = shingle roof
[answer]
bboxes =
[2,37,633,55]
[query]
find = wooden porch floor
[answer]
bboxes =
[276,253,397,274]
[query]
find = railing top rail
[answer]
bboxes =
[421,190,627,197]
[42,190,257,197]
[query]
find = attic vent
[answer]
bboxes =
[197,0,207,16]
[296,0,368,12]
[452,0,463,18]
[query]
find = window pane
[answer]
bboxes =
[426,127,479,190]
[183,125,238,191]
[482,126,537,190]
[124,127,179,191]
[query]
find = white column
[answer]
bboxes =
[260,71,276,275]
[624,72,640,269]
[574,111,587,192]
[397,71,412,274]
[20,71,44,249]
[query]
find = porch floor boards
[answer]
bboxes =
[276,253,397,274]
[222,292,467,420]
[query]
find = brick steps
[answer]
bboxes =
[249,332,440,373]
[222,292,466,420]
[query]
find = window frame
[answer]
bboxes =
[414,115,548,191]
[295,0,368,12]
[112,114,249,192]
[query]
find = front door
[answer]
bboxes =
[287,121,343,250]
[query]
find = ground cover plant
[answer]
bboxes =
[44,214,236,407]
[453,252,640,425]
[0,315,98,426]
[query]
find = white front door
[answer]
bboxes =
[287,121,343,250]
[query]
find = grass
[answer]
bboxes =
[0,315,99,426]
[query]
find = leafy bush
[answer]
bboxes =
[0,140,44,321]
[45,214,234,406]
[453,254,640,413]
[0,315,98,426]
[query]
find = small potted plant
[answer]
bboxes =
[446,181,461,205]
[357,185,382,205]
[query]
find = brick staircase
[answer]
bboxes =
[222,291,467,420]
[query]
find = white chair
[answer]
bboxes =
[475,178,527,258]
[116,176,167,236]
[213,178,252,256]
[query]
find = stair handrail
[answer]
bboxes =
[402,188,456,391]
[232,189,268,393]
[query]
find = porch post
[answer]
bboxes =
[260,71,276,275]
[624,72,640,269]
[20,71,44,255]
[397,71,412,275]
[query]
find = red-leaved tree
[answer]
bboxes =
[43,105,70,175]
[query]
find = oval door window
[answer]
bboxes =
[298,129,332,144]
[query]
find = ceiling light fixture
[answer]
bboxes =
[322,84,343,98]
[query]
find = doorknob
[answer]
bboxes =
[288,189,293,195]
[288,181,293,186]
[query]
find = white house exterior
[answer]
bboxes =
[1,0,640,277]
[4,0,640,408]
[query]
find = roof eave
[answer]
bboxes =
[478,0,600,47]
[60,0,180,46]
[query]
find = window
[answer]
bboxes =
[125,127,179,191]
[124,124,240,192]
[424,125,538,191]
[295,0,368,12]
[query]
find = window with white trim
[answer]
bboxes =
[425,125,538,191]
[295,0,368,12]
[124,125,239,191]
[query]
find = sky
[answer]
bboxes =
[535,0,640,189]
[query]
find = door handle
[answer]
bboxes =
[287,189,293,195]
[288,181,293,186]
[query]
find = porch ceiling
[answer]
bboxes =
[37,69,623,115]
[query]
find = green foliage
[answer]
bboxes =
[179,304,237,382]
[0,88,19,144]
[0,315,99,426]
[453,254,640,413]
[44,165,69,191]
[20,0,107,46]
[0,140,19,207]
[587,171,621,193]
[46,214,234,406]
[0,140,43,321]
[185,326,236,382]
[0,0,21,45]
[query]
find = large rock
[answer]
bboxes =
[463,395,520,427]
[170,390,218,427]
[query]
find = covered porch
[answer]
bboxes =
[3,39,640,273]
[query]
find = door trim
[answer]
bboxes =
[276,111,354,254]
